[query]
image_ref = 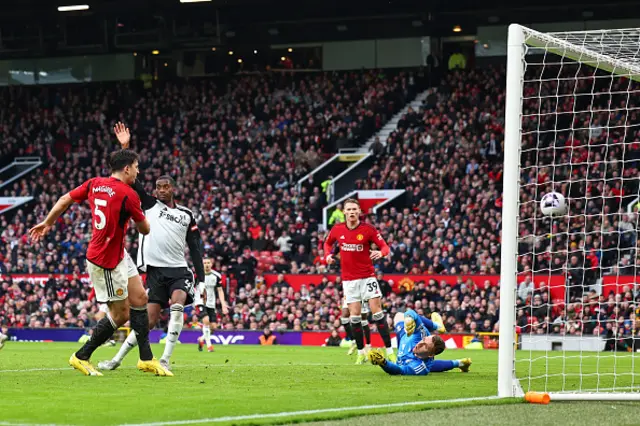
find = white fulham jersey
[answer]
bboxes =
[137,201,198,270]
[196,271,223,308]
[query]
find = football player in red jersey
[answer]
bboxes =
[324,198,395,365]
[29,149,171,377]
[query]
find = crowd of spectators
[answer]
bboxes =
[1,65,639,342]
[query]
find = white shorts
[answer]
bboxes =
[342,296,370,313]
[87,251,137,303]
[124,250,138,279]
[343,277,382,305]
[99,304,109,314]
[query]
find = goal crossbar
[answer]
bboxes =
[522,26,640,81]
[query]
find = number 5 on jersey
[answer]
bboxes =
[94,199,108,230]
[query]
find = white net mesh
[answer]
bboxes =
[514,27,640,394]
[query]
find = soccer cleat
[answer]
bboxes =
[459,358,472,373]
[404,316,416,336]
[207,345,214,353]
[69,353,103,376]
[367,349,386,366]
[137,358,174,376]
[198,338,204,352]
[347,340,357,355]
[97,359,121,371]
[159,358,172,371]
[387,352,397,363]
[430,312,446,333]
[355,354,367,365]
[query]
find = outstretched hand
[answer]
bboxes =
[28,222,52,243]
[113,122,131,149]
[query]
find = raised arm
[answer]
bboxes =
[186,218,205,284]
[29,193,76,242]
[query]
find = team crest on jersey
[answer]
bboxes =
[356,234,364,241]
[116,288,124,296]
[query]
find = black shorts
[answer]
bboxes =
[196,305,217,321]
[146,266,195,308]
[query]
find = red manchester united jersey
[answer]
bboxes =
[324,222,389,281]
[69,177,145,269]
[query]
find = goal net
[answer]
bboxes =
[499,24,640,401]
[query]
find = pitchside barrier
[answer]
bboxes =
[3,273,637,300]
[6,328,504,349]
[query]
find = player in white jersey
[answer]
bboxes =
[195,258,229,352]
[99,123,205,372]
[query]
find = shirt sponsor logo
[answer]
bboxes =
[92,186,116,197]
[159,209,189,226]
[341,243,364,252]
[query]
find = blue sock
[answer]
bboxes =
[430,360,458,372]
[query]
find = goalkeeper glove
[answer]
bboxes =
[368,349,386,366]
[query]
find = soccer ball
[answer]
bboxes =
[540,191,567,216]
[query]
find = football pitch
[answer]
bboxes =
[0,343,639,426]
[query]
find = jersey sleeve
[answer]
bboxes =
[124,190,146,223]
[68,179,93,202]
[369,225,390,256]
[323,226,338,259]
[132,179,157,210]
[186,214,205,283]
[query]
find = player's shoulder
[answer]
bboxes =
[175,204,195,218]
[208,270,222,280]
[331,222,347,232]
[361,222,379,233]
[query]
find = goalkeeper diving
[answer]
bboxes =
[368,310,471,375]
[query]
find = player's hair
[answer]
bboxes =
[157,175,177,187]
[343,198,360,208]
[109,149,139,172]
[432,335,445,356]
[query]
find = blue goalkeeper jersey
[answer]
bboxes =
[395,319,434,375]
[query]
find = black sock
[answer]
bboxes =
[363,321,371,345]
[130,306,153,361]
[76,315,116,361]
[374,313,392,348]
[341,319,354,341]
[350,317,365,350]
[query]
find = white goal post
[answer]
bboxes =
[499,24,640,401]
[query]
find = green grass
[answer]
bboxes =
[305,402,640,426]
[0,342,639,425]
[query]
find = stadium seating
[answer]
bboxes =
[1,66,638,339]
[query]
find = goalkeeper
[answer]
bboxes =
[368,310,471,375]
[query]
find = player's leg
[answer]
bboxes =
[205,310,217,352]
[345,279,366,364]
[404,309,445,335]
[197,308,210,352]
[365,278,394,360]
[361,302,371,352]
[72,259,130,376]
[100,264,170,375]
[0,328,9,350]
[340,298,356,355]
[160,272,191,366]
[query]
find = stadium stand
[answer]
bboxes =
[1,66,638,339]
